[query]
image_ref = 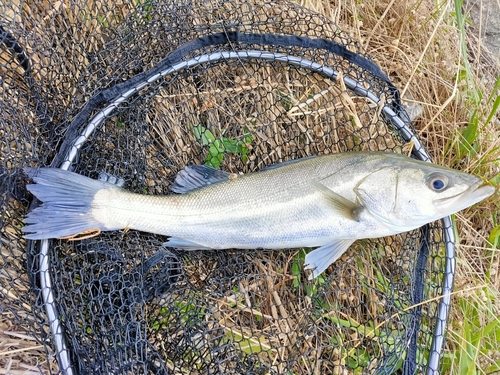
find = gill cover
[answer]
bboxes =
[354,166,399,228]
[354,166,440,230]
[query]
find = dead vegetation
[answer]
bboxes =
[1,0,498,373]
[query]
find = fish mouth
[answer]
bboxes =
[434,180,495,214]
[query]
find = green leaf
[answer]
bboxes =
[192,125,215,145]
[244,132,253,144]
[225,330,272,355]
[460,113,479,156]
[208,144,220,156]
[486,358,500,374]
[191,123,254,168]
[480,317,500,341]
[484,95,499,128]
[222,138,240,153]
[212,139,225,152]
[205,150,224,168]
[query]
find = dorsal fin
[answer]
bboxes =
[170,165,231,194]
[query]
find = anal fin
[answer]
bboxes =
[164,237,214,250]
[304,239,355,280]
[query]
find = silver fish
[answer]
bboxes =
[24,152,495,279]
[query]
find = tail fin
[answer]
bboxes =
[24,168,116,240]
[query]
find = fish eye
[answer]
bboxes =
[426,173,449,192]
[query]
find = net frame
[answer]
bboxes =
[37,35,454,375]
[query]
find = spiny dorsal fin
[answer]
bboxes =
[170,165,232,194]
[309,180,362,221]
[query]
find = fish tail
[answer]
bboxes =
[23,168,117,240]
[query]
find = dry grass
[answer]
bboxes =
[1,0,498,373]
[299,0,500,373]
[0,319,47,375]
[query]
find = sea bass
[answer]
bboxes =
[24,152,495,279]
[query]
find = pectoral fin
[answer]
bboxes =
[304,240,355,280]
[310,180,362,221]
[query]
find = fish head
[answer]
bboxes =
[354,160,495,231]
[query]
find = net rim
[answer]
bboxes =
[30,44,454,375]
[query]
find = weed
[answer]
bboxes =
[191,124,253,168]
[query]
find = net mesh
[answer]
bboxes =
[0,1,454,374]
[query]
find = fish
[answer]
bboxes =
[23,151,495,279]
